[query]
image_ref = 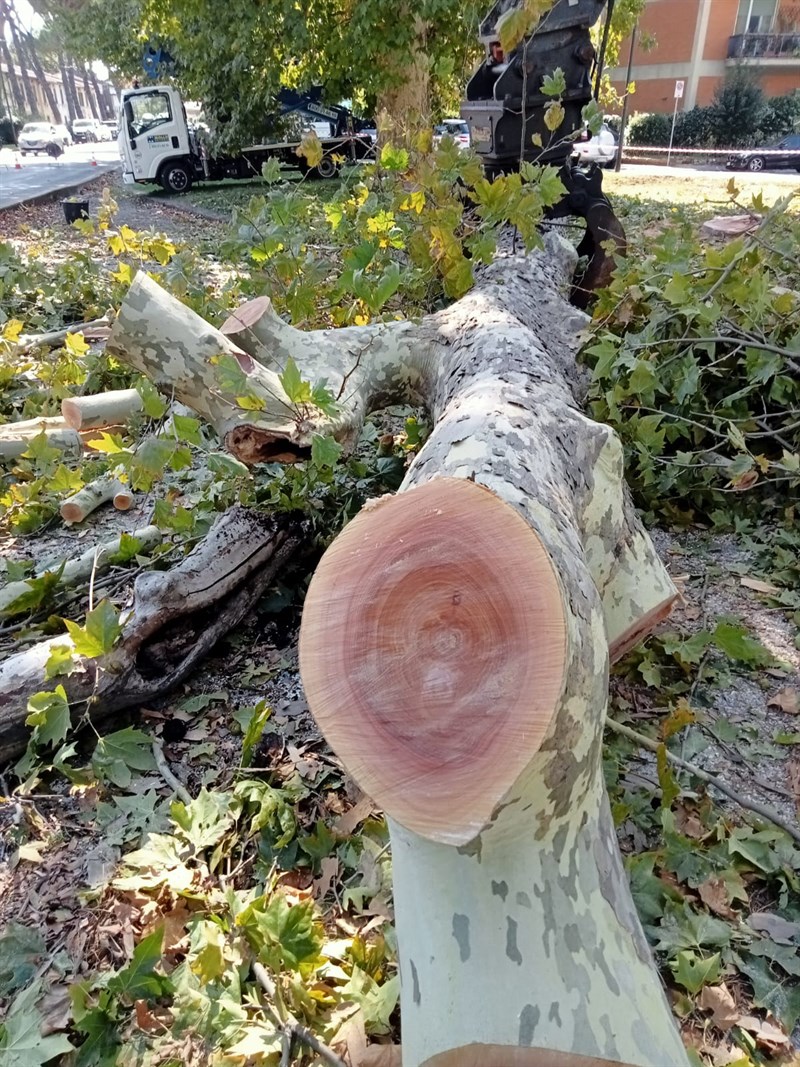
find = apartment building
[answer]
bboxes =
[609,0,800,112]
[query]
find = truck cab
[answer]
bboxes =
[119,85,196,191]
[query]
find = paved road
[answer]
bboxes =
[0,143,121,211]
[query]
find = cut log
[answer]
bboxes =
[0,508,305,763]
[0,526,162,617]
[0,425,83,462]
[108,234,684,1065]
[60,474,130,524]
[295,234,685,1066]
[18,312,114,353]
[61,389,143,431]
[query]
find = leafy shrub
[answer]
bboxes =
[758,88,800,140]
[627,111,672,146]
[585,194,800,526]
[709,67,766,147]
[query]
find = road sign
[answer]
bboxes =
[674,80,685,99]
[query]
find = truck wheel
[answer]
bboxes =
[160,161,193,193]
[315,156,339,179]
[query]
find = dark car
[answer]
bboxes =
[726,134,800,173]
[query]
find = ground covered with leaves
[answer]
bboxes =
[0,151,799,1067]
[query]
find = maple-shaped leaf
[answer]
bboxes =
[65,600,123,658]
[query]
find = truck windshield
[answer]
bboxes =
[127,93,172,137]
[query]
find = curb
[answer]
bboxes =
[0,164,120,212]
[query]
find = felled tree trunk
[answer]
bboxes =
[0,508,305,762]
[108,234,685,1066]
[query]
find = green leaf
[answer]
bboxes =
[299,819,336,862]
[92,727,157,788]
[279,356,312,405]
[84,430,127,455]
[0,924,46,996]
[339,967,399,1036]
[379,144,409,172]
[713,621,773,666]
[657,743,680,808]
[44,643,77,680]
[172,414,203,447]
[671,950,722,994]
[541,68,567,98]
[25,686,70,749]
[311,434,342,469]
[261,157,282,183]
[245,894,323,971]
[1,569,63,617]
[107,929,170,1002]
[233,700,271,768]
[136,377,167,419]
[65,600,123,658]
[0,980,73,1066]
[737,953,800,1031]
[189,920,227,982]
[171,788,235,851]
[207,452,251,479]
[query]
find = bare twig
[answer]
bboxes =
[607,718,800,845]
[151,738,192,804]
[252,962,347,1067]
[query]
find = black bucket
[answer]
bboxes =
[62,199,89,225]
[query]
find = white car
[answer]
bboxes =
[72,117,113,143]
[18,122,73,155]
[434,119,471,149]
[572,121,618,168]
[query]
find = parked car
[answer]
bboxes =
[102,118,119,139]
[72,117,112,143]
[18,122,72,155]
[434,118,471,149]
[572,121,618,168]
[726,134,800,173]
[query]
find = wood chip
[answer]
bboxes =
[740,576,781,595]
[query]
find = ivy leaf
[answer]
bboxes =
[65,600,123,658]
[340,967,399,1036]
[45,643,78,680]
[172,414,203,447]
[84,431,127,454]
[671,950,722,994]
[107,929,170,1002]
[189,920,227,983]
[299,819,336,863]
[64,331,90,357]
[207,452,251,479]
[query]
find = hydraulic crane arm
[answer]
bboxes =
[461,0,624,306]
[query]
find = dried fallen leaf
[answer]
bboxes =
[740,576,781,595]
[787,757,800,808]
[39,984,72,1035]
[749,911,800,944]
[16,841,46,864]
[354,1045,402,1067]
[313,856,340,901]
[699,982,740,1030]
[698,877,736,920]
[768,687,799,715]
[335,795,374,838]
[736,1015,789,1049]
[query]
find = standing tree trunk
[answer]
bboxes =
[82,65,99,119]
[24,33,63,124]
[58,53,79,122]
[107,233,687,1066]
[88,66,109,119]
[375,15,431,140]
[6,14,39,117]
[0,31,25,114]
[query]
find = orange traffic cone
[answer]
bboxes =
[91,149,97,166]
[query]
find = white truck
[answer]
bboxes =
[118,84,376,192]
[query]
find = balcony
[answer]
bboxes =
[727,32,800,61]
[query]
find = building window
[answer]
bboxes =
[735,0,778,33]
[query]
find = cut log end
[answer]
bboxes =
[609,592,677,664]
[220,296,276,335]
[299,477,567,845]
[422,1047,642,1067]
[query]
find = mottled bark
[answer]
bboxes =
[375,15,431,139]
[0,508,305,762]
[299,236,684,1066]
[109,234,683,1065]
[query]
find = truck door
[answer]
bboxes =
[122,89,191,183]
